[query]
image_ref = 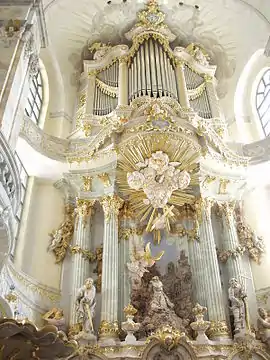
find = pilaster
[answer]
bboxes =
[204,75,220,118]
[85,73,96,115]
[175,60,190,109]
[118,57,128,106]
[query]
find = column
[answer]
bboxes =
[204,75,220,118]
[85,72,96,115]
[175,60,190,109]
[188,236,207,309]
[118,219,133,322]
[99,194,123,341]
[69,199,95,327]
[199,198,229,339]
[118,57,128,106]
[220,201,243,281]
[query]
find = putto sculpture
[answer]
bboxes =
[75,278,96,340]
[43,308,66,333]
[257,307,270,347]
[127,151,190,209]
[228,278,248,335]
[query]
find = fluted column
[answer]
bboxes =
[99,194,124,340]
[69,199,95,327]
[118,220,135,322]
[204,75,220,118]
[188,236,207,308]
[220,201,243,280]
[85,72,96,115]
[118,57,128,106]
[200,198,229,339]
[175,60,190,109]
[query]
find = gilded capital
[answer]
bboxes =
[101,194,124,221]
[220,201,235,225]
[202,197,214,221]
[75,199,96,227]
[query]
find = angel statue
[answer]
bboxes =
[257,307,270,346]
[76,278,96,334]
[127,242,164,289]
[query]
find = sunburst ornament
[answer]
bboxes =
[118,134,200,243]
[127,151,190,208]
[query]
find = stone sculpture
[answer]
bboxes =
[162,251,193,324]
[190,303,210,342]
[127,151,190,209]
[141,276,185,335]
[257,307,270,346]
[228,278,247,335]
[42,308,66,333]
[127,241,164,289]
[75,278,96,336]
[121,304,140,344]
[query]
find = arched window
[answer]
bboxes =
[256,68,270,136]
[25,70,43,125]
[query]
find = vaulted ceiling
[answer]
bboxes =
[41,0,270,122]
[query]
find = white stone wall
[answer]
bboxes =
[14,177,63,289]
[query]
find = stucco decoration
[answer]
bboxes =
[0,318,77,359]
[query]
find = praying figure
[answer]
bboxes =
[76,278,96,333]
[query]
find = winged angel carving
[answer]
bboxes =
[127,151,190,209]
[127,242,164,289]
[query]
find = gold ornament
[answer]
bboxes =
[75,199,96,227]
[81,176,92,192]
[123,304,138,317]
[148,325,186,351]
[98,320,119,338]
[48,204,75,263]
[98,173,111,187]
[207,320,230,339]
[101,195,124,221]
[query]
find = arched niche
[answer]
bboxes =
[229,349,270,360]
[70,353,108,360]
[0,296,13,318]
[142,339,197,360]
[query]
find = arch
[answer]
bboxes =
[228,348,270,360]
[234,49,270,143]
[141,339,197,360]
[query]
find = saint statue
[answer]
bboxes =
[257,307,270,345]
[42,308,66,333]
[228,278,247,334]
[141,276,185,334]
[76,278,96,333]
[150,276,174,312]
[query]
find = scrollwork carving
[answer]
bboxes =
[48,204,75,263]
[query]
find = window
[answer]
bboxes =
[14,152,28,243]
[25,70,43,125]
[256,69,270,136]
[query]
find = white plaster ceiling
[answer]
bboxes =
[42,0,270,122]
